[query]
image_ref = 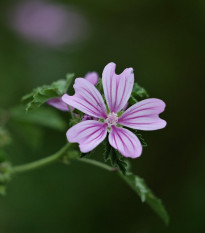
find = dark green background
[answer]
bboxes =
[0,0,204,232]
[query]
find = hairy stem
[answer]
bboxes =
[12,143,70,174]
[11,144,117,175]
[76,158,117,172]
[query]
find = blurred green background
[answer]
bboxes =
[0,0,204,232]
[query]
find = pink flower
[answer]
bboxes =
[84,72,98,86]
[62,63,166,158]
[47,72,98,111]
[9,1,88,48]
[47,97,70,111]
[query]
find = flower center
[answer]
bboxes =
[105,112,118,128]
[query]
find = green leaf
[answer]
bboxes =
[137,134,148,147]
[22,73,74,111]
[120,172,169,225]
[10,106,66,131]
[129,82,149,105]
[129,95,138,105]
[102,138,128,174]
[103,137,112,161]
[132,82,149,99]
[96,78,103,93]
[0,185,6,196]
[110,150,127,175]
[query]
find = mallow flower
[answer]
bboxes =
[9,0,88,48]
[62,62,166,158]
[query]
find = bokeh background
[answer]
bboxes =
[0,0,204,232]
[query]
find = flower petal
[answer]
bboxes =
[66,120,107,153]
[122,102,128,111]
[109,126,142,158]
[62,78,107,119]
[84,72,98,86]
[118,98,166,130]
[102,62,134,113]
[47,97,69,111]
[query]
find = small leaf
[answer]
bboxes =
[22,74,75,111]
[132,82,149,99]
[103,138,112,161]
[0,185,6,196]
[129,82,149,105]
[102,138,128,175]
[96,78,103,93]
[10,106,66,131]
[110,149,127,175]
[136,134,148,147]
[129,95,138,105]
[120,172,169,225]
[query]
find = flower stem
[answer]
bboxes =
[76,158,117,172]
[11,143,117,175]
[12,143,70,175]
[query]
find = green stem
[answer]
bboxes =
[11,143,116,175]
[12,143,70,175]
[76,158,117,172]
